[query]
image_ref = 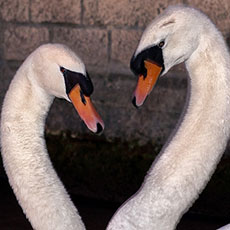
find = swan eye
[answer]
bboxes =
[60,66,66,74]
[158,40,165,48]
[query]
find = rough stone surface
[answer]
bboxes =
[52,27,108,68]
[111,29,142,68]
[83,0,100,26]
[0,0,29,22]
[84,0,182,27]
[83,0,230,36]
[4,26,49,60]
[31,0,81,24]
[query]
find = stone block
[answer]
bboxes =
[31,0,81,24]
[83,0,230,37]
[52,27,108,68]
[145,73,187,112]
[83,0,182,27]
[4,26,49,60]
[83,0,100,26]
[91,73,135,108]
[0,0,29,22]
[46,99,89,135]
[111,29,142,68]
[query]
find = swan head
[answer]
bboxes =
[29,43,104,134]
[130,6,206,107]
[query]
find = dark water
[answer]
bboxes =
[0,177,228,230]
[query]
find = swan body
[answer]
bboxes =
[218,224,230,230]
[0,44,104,230]
[107,6,230,230]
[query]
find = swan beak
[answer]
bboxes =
[68,85,104,134]
[132,60,162,107]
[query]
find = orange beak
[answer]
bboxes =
[68,85,104,134]
[132,60,162,107]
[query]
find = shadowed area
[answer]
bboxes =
[0,132,229,229]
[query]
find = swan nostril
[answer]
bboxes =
[96,123,103,134]
[132,96,138,108]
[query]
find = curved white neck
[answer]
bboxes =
[146,34,230,227]
[1,68,85,230]
[107,27,230,230]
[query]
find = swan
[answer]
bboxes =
[218,224,230,230]
[0,43,104,230]
[107,6,230,230]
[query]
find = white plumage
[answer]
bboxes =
[218,224,230,230]
[0,44,89,230]
[107,6,230,230]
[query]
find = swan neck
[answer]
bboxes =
[106,11,230,230]
[2,68,54,127]
[132,31,230,229]
[144,31,230,227]
[1,67,84,229]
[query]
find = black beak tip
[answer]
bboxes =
[96,123,103,135]
[132,96,139,109]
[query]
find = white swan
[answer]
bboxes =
[0,43,104,230]
[107,6,230,230]
[218,224,230,230]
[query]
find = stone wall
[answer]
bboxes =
[0,0,230,144]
